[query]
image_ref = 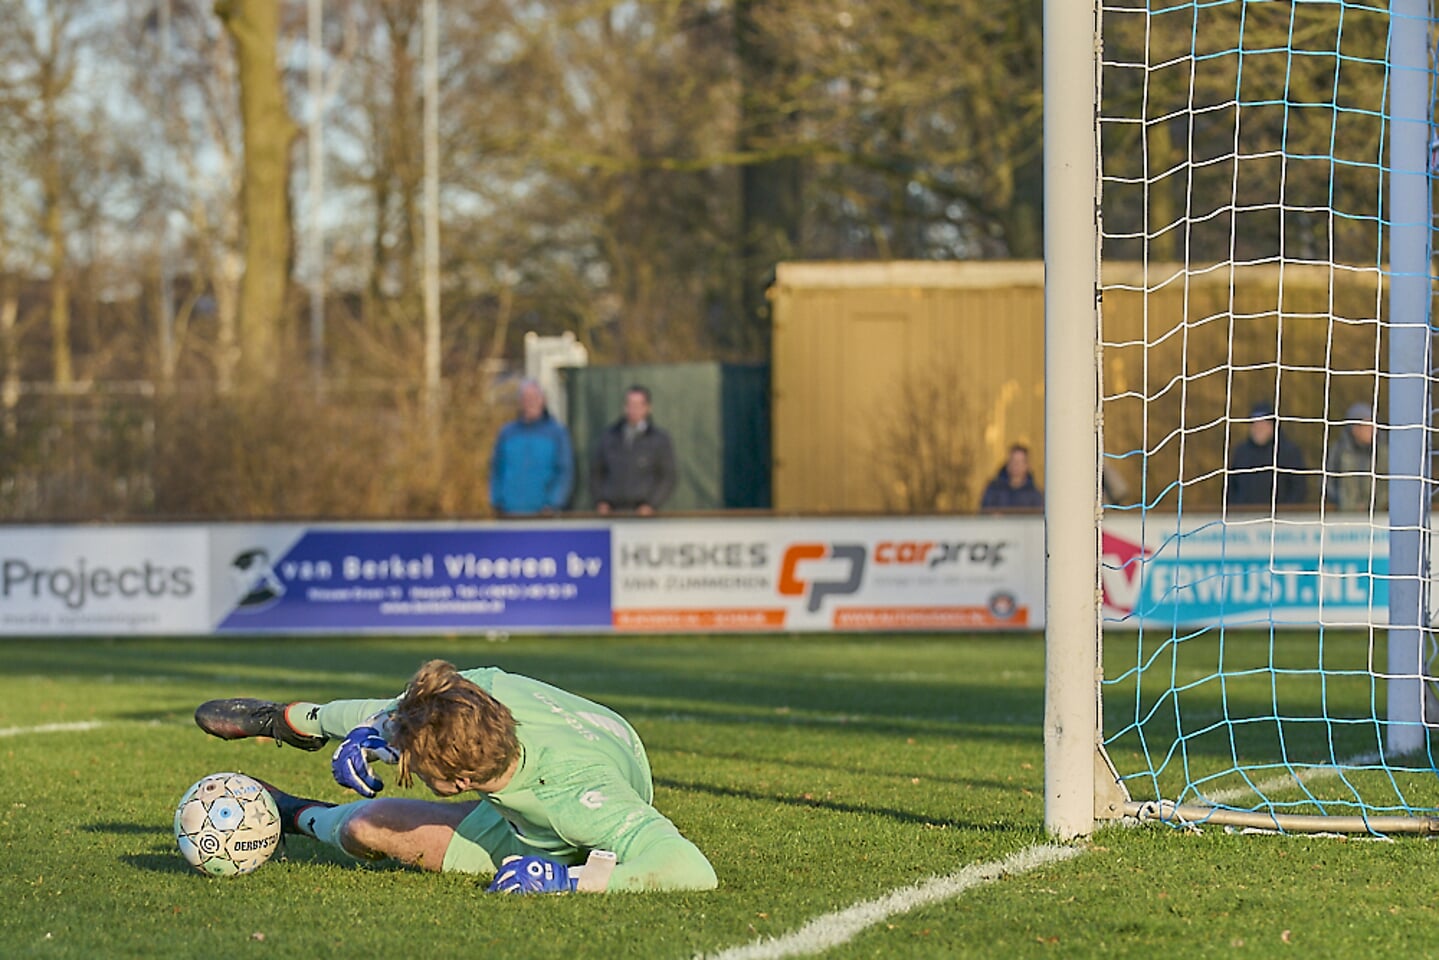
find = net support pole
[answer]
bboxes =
[1043,0,1102,840]
[1385,0,1432,758]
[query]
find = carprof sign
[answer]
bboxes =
[211,525,612,632]
[610,517,1042,632]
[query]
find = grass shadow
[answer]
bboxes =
[659,745,1025,789]
[112,709,197,724]
[655,777,1032,832]
[84,822,170,836]
[122,852,195,875]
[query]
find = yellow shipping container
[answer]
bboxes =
[771,261,1046,514]
[771,260,1388,515]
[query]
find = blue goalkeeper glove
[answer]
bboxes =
[331,725,399,798]
[487,855,578,894]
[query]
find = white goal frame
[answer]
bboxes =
[1043,0,1437,839]
[1042,0,1102,841]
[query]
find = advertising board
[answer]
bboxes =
[1101,514,1389,627]
[611,517,1042,632]
[0,527,208,635]
[0,514,1410,636]
[209,525,612,633]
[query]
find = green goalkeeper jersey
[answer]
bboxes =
[313,667,717,891]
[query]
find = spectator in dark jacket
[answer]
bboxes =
[591,385,676,515]
[1325,400,1387,512]
[489,379,574,516]
[980,444,1044,511]
[1227,401,1308,507]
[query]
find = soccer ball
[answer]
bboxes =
[173,772,282,877]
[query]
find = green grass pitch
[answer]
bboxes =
[5,632,1439,959]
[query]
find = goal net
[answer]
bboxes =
[1045,0,1439,836]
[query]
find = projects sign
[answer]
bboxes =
[0,526,208,634]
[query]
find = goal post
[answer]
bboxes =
[1045,0,1439,838]
[1042,0,1102,842]
[1387,0,1433,758]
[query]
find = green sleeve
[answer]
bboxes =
[315,697,399,739]
[314,667,500,739]
[536,769,717,892]
[603,826,718,892]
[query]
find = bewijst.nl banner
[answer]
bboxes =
[1100,514,1394,628]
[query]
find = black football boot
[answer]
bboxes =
[194,698,328,751]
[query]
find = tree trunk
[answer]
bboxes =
[0,159,15,434]
[39,46,72,386]
[389,9,420,311]
[1,293,17,438]
[44,187,70,386]
[215,247,243,393]
[216,0,297,383]
[1002,148,1044,260]
[1147,119,1180,262]
[735,0,801,361]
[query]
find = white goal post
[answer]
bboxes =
[1042,0,1102,842]
[1045,0,1439,839]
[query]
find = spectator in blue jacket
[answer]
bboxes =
[489,380,574,516]
[980,443,1044,511]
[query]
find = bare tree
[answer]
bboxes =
[734,0,802,357]
[323,0,427,381]
[323,1,737,367]
[216,0,296,383]
[1101,1,1393,267]
[869,363,982,514]
[741,0,1045,264]
[0,32,22,429]
[157,1,246,389]
[5,0,84,386]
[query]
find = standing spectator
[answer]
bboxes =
[1227,401,1308,506]
[591,385,676,516]
[1326,401,1388,512]
[489,379,574,516]
[980,443,1044,511]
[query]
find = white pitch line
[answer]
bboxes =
[1203,751,1385,806]
[700,844,1083,960]
[0,720,108,738]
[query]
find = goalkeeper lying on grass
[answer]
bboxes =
[194,659,717,893]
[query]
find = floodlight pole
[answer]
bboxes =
[1043,0,1102,840]
[422,0,441,418]
[307,0,325,384]
[1385,0,1432,757]
[158,0,175,383]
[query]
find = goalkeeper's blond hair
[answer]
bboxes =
[389,660,518,788]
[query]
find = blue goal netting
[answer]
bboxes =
[1097,0,1439,831]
